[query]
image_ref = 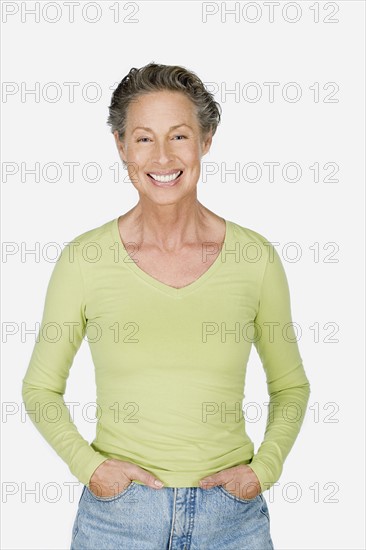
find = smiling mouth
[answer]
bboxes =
[146,170,183,186]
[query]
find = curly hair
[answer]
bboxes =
[106,62,222,144]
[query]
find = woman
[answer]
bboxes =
[22,62,311,550]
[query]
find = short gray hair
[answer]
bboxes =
[107,62,222,144]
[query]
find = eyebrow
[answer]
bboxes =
[132,124,192,134]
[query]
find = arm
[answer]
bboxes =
[248,243,311,493]
[21,240,108,487]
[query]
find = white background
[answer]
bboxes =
[1,1,365,549]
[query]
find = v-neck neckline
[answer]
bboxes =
[110,216,231,298]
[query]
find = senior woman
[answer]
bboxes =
[22,62,311,550]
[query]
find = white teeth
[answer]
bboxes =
[148,171,181,182]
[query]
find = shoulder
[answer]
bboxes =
[228,221,289,298]
[55,218,115,271]
[228,219,276,258]
[68,218,115,248]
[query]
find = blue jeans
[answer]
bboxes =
[71,482,274,549]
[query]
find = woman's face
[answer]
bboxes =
[113,90,212,204]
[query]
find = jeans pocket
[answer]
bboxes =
[217,484,261,504]
[85,481,136,502]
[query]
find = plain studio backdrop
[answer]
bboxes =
[1,1,365,549]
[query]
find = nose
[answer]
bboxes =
[151,138,174,165]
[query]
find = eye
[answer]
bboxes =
[136,135,187,143]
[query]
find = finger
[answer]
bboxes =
[199,475,226,489]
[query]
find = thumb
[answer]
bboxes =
[132,467,164,489]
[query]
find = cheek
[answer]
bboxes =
[127,147,146,168]
[183,146,201,166]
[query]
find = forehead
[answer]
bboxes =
[126,90,198,125]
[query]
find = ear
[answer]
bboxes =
[201,131,213,156]
[113,130,127,163]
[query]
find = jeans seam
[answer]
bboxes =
[71,511,80,544]
[259,494,271,522]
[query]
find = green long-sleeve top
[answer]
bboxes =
[21,217,311,492]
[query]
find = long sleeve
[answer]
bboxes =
[21,240,109,487]
[248,243,311,493]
